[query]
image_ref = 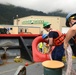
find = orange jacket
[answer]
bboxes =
[52,30,65,46]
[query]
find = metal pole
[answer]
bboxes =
[16,15,18,25]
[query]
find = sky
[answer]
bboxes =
[0,0,76,13]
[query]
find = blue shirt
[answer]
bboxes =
[48,31,59,38]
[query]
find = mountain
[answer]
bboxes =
[48,10,67,17]
[0,4,47,25]
[0,4,67,25]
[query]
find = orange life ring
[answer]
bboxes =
[32,36,55,62]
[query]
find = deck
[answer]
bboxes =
[0,58,76,75]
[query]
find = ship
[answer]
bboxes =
[0,33,76,75]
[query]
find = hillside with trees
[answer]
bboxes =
[0,4,68,25]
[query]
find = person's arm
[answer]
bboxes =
[48,38,53,52]
[64,25,76,49]
[48,31,55,52]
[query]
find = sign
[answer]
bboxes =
[22,20,44,24]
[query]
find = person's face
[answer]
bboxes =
[44,28,49,32]
[45,38,49,41]
[69,19,76,27]
[44,28,51,32]
[45,38,49,43]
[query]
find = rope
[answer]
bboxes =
[65,45,76,75]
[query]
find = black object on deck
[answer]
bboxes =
[19,36,33,62]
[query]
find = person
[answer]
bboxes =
[42,34,49,53]
[42,34,48,41]
[7,28,11,34]
[43,22,65,61]
[64,12,76,56]
[38,42,43,52]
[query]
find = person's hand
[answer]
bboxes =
[64,42,69,50]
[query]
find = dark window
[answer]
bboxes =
[25,29,27,32]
